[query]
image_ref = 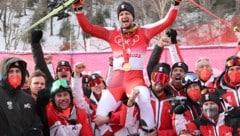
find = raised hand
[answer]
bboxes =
[31,30,43,44]
[166,28,177,44]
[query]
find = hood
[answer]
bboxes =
[0,57,27,89]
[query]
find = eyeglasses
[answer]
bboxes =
[151,72,169,85]
[181,73,199,86]
[51,79,70,94]
[57,66,71,72]
[89,78,103,87]
[226,58,240,67]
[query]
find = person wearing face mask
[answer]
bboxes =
[0,57,43,135]
[172,72,202,135]
[195,58,217,89]
[184,91,233,136]
[216,56,240,108]
[72,0,182,134]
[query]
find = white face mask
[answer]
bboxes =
[203,104,219,119]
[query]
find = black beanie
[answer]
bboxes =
[201,92,221,107]
[117,2,135,19]
[152,63,171,75]
[56,60,72,73]
[171,62,188,74]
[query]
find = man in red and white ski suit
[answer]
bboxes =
[72,0,181,133]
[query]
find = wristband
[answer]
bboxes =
[173,0,181,6]
[74,6,83,12]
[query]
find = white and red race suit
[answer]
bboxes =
[75,5,180,132]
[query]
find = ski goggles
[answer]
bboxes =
[151,72,169,85]
[181,73,199,86]
[57,66,71,72]
[226,58,240,67]
[89,78,103,87]
[51,79,70,94]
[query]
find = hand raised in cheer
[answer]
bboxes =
[73,62,86,77]
[166,28,178,44]
[157,36,171,48]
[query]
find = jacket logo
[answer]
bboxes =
[24,103,31,109]
[7,101,13,110]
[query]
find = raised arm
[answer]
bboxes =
[72,0,113,41]
[143,1,182,40]
[167,29,184,63]
[147,36,171,81]
[31,30,54,88]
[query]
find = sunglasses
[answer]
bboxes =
[51,79,70,94]
[89,78,103,87]
[151,72,169,85]
[226,58,240,67]
[181,73,199,86]
[57,66,71,72]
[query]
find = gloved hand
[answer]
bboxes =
[72,0,85,11]
[173,104,187,114]
[31,30,43,44]
[166,28,177,44]
[172,0,182,6]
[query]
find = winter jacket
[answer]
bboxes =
[150,89,177,136]
[46,102,93,136]
[31,31,55,136]
[186,113,233,136]
[0,57,43,136]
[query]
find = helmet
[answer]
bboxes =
[51,79,72,100]
[181,72,201,88]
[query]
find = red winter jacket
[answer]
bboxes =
[46,102,93,136]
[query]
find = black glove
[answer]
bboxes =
[31,30,43,44]
[172,0,181,6]
[173,104,187,114]
[226,107,240,118]
[166,29,177,44]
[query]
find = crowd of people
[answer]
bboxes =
[1,0,240,136]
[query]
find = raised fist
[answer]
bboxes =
[31,30,43,44]
[72,0,85,10]
[166,28,177,44]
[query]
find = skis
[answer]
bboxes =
[21,0,75,34]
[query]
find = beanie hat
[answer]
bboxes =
[82,74,90,84]
[56,60,72,73]
[171,62,188,74]
[201,92,221,108]
[225,56,240,70]
[89,73,107,88]
[9,60,27,76]
[117,2,135,19]
[152,63,171,75]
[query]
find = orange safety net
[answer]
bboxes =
[177,16,240,46]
